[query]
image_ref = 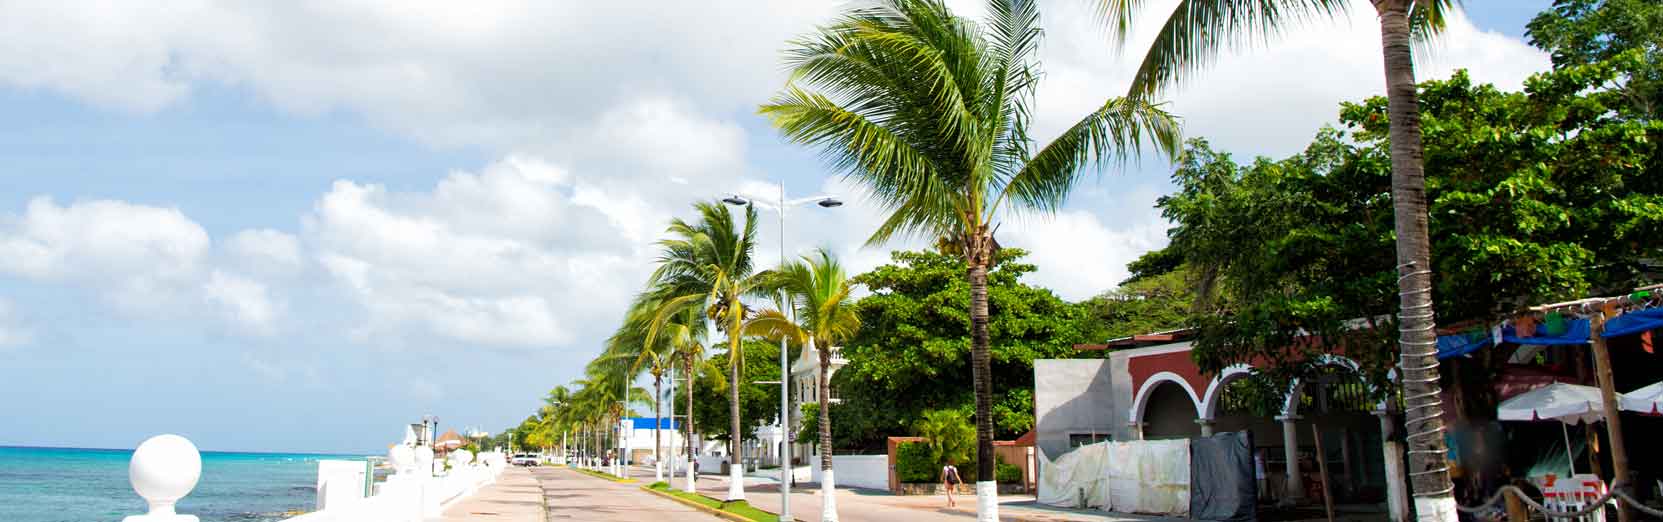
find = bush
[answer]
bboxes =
[895,442,938,483]
[995,462,1022,484]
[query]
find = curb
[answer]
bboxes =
[639,486,755,522]
[638,486,806,522]
[570,468,637,483]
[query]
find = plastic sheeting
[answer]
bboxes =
[1037,439,1190,516]
[1189,432,1256,521]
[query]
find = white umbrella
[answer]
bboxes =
[1620,381,1663,415]
[1497,382,1607,475]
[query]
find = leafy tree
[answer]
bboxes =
[1145,67,1662,411]
[915,408,976,470]
[742,248,861,521]
[1077,266,1196,342]
[1099,0,1466,508]
[643,201,771,499]
[681,339,782,451]
[825,249,1090,450]
[1527,0,1663,118]
[763,1,1178,511]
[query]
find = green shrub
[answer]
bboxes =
[995,462,1021,484]
[895,442,937,483]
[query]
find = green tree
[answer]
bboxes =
[644,201,771,499]
[1077,266,1196,343]
[742,248,861,521]
[915,408,976,471]
[1145,65,1662,437]
[763,3,1177,508]
[681,339,782,451]
[1527,0,1662,118]
[1099,0,1465,508]
[826,249,1089,450]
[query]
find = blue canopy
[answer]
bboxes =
[1503,318,1593,346]
[1603,307,1663,338]
[627,417,681,430]
[1437,331,1492,359]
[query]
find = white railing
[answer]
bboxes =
[121,434,508,522]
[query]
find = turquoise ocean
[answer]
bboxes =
[0,446,364,522]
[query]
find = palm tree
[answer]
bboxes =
[762,1,1179,516]
[744,249,861,522]
[644,201,772,501]
[657,305,712,493]
[1095,0,1459,517]
[602,299,683,482]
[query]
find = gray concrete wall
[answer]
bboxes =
[1033,359,1114,459]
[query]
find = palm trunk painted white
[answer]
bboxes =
[1415,497,1457,522]
[727,467,746,501]
[975,481,998,522]
[820,471,839,522]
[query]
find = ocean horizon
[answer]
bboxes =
[0,445,370,522]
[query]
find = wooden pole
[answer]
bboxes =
[1312,424,1335,522]
[1588,310,1632,522]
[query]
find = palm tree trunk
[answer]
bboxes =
[1374,2,1454,521]
[727,330,747,501]
[966,233,997,522]
[817,337,841,521]
[654,373,664,482]
[685,353,699,493]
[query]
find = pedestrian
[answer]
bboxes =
[941,459,962,508]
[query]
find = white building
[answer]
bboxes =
[616,417,685,465]
[788,343,845,464]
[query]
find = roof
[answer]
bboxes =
[1076,328,1199,351]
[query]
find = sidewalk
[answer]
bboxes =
[435,467,545,521]
[537,465,722,521]
[623,465,1180,522]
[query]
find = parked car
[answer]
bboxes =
[511,454,540,467]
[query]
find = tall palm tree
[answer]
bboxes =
[603,299,681,482]
[656,305,711,493]
[644,201,772,501]
[762,1,1179,516]
[1095,0,1459,518]
[744,249,861,522]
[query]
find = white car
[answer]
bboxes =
[510,454,540,466]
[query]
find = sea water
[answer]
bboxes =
[0,446,363,522]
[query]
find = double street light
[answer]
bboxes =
[722,183,841,522]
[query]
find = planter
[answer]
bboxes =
[893,482,1026,495]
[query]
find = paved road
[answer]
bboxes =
[624,465,1176,522]
[531,466,723,521]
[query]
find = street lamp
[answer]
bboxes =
[722,182,841,522]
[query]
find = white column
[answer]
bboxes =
[1196,418,1215,437]
[1278,415,1304,505]
[1376,410,1409,522]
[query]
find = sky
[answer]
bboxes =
[0,0,1555,454]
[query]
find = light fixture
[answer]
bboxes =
[817,198,843,208]
[722,195,749,206]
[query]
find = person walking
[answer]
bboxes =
[941,460,962,508]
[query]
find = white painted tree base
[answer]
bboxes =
[976,481,998,522]
[1414,496,1458,522]
[820,470,839,522]
[654,462,663,483]
[726,467,747,501]
[684,466,696,493]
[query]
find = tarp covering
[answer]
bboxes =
[1189,432,1256,522]
[1604,308,1663,338]
[1436,331,1492,359]
[1504,318,1592,346]
[1037,439,1190,516]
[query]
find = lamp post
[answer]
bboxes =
[724,183,841,522]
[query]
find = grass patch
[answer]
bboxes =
[573,467,636,483]
[644,482,779,522]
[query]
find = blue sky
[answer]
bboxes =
[0,0,1553,454]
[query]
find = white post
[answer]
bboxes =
[124,434,202,522]
[1376,410,1410,522]
[1278,415,1304,505]
[1197,418,1215,437]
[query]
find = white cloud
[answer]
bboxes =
[203,270,283,336]
[226,229,304,278]
[0,197,209,311]
[306,155,655,349]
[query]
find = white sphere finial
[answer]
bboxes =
[124,434,201,522]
